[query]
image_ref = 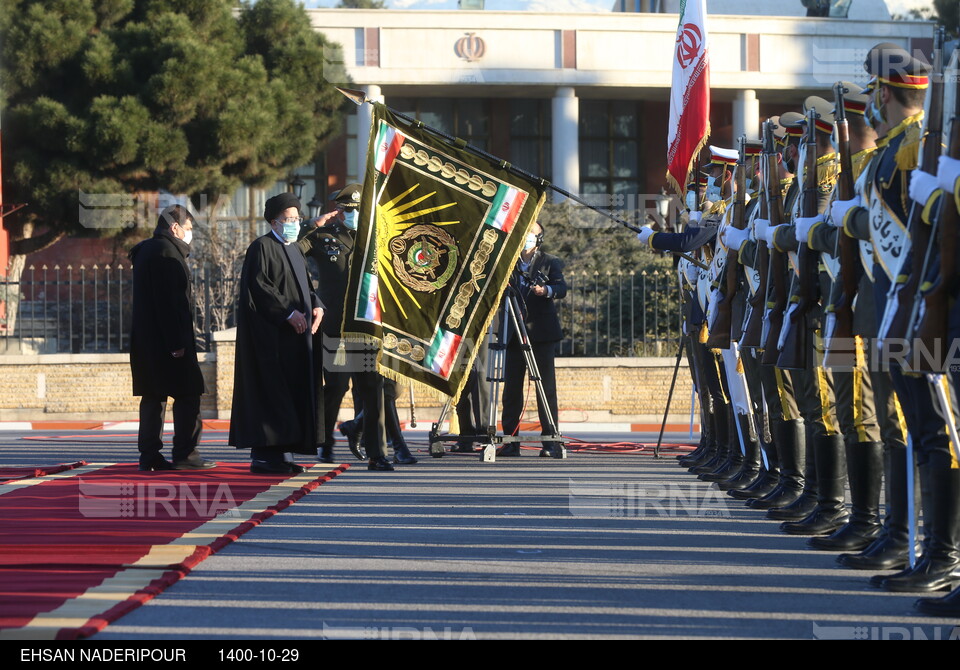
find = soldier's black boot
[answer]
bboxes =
[718,414,762,491]
[749,419,803,510]
[701,407,745,482]
[691,406,729,473]
[781,433,849,535]
[810,441,883,550]
[883,457,960,593]
[678,416,710,465]
[681,412,717,468]
[766,421,818,519]
[915,583,960,616]
[839,445,915,570]
[731,422,780,499]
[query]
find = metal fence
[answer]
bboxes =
[0,263,682,356]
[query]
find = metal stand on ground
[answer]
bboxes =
[428,286,566,462]
[654,338,685,459]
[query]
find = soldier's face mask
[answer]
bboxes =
[705,176,722,202]
[830,126,839,153]
[685,190,697,211]
[865,87,885,130]
[342,209,358,230]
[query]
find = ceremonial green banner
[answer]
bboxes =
[343,103,546,400]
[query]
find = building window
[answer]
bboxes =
[390,97,490,151]
[509,99,552,181]
[579,99,641,197]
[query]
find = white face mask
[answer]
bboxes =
[685,190,698,211]
[181,229,193,246]
[524,233,538,251]
[705,177,722,202]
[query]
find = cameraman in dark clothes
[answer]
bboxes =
[499,221,567,458]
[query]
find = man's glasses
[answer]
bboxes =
[275,217,303,225]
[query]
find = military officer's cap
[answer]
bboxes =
[700,145,739,172]
[832,81,869,116]
[779,112,806,141]
[862,42,931,92]
[330,183,363,209]
[802,96,836,134]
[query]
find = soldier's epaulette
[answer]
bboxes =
[852,147,877,181]
[708,199,727,216]
[817,153,839,189]
[895,122,922,172]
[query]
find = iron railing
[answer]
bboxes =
[0,263,681,356]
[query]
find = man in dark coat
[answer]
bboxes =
[499,222,567,458]
[229,192,324,474]
[129,205,213,471]
[297,184,413,471]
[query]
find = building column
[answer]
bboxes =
[357,84,383,179]
[732,89,760,142]
[551,87,579,202]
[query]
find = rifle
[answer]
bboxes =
[879,27,945,348]
[742,122,776,348]
[706,136,748,349]
[760,131,790,365]
[912,45,959,373]
[823,81,862,369]
[776,107,820,370]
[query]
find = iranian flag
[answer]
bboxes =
[665,0,711,196]
[484,184,526,234]
[374,121,405,175]
[357,272,381,323]
[426,327,463,378]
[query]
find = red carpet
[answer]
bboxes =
[0,462,349,640]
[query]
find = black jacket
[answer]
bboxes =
[128,232,205,398]
[508,249,567,344]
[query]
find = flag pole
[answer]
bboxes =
[338,88,708,271]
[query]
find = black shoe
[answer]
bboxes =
[139,455,175,472]
[393,444,418,465]
[317,444,335,464]
[728,471,779,500]
[368,457,395,472]
[340,421,365,461]
[251,459,296,474]
[883,555,960,593]
[173,450,216,470]
[808,520,883,552]
[837,535,913,571]
[498,444,521,457]
[779,508,849,536]
[766,491,818,521]
[915,584,960,617]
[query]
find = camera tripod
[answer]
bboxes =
[428,284,566,462]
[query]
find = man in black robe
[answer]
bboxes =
[130,205,214,471]
[229,193,324,474]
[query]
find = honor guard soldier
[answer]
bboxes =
[836,42,960,593]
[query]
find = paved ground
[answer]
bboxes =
[3,429,958,640]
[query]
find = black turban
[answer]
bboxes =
[263,192,302,223]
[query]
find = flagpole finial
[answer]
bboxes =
[336,87,369,106]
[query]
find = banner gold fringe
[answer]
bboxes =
[665,124,712,199]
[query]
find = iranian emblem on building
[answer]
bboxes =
[455,33,486,63]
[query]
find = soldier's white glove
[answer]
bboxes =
[937,155,960,195]
[683,259,699,285]
[794,214,824,243]
[830,195,861,228]
[909,168,939,207]
[636,226,655,244]
[753,218,769,243]
[721,225,749,251]
[688,211,703,225]
[764,224,783,249]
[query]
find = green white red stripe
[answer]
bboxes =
[425,328,462,378]
[484,184,526,234]
[357,272,381,322]
[374,122,405,175]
